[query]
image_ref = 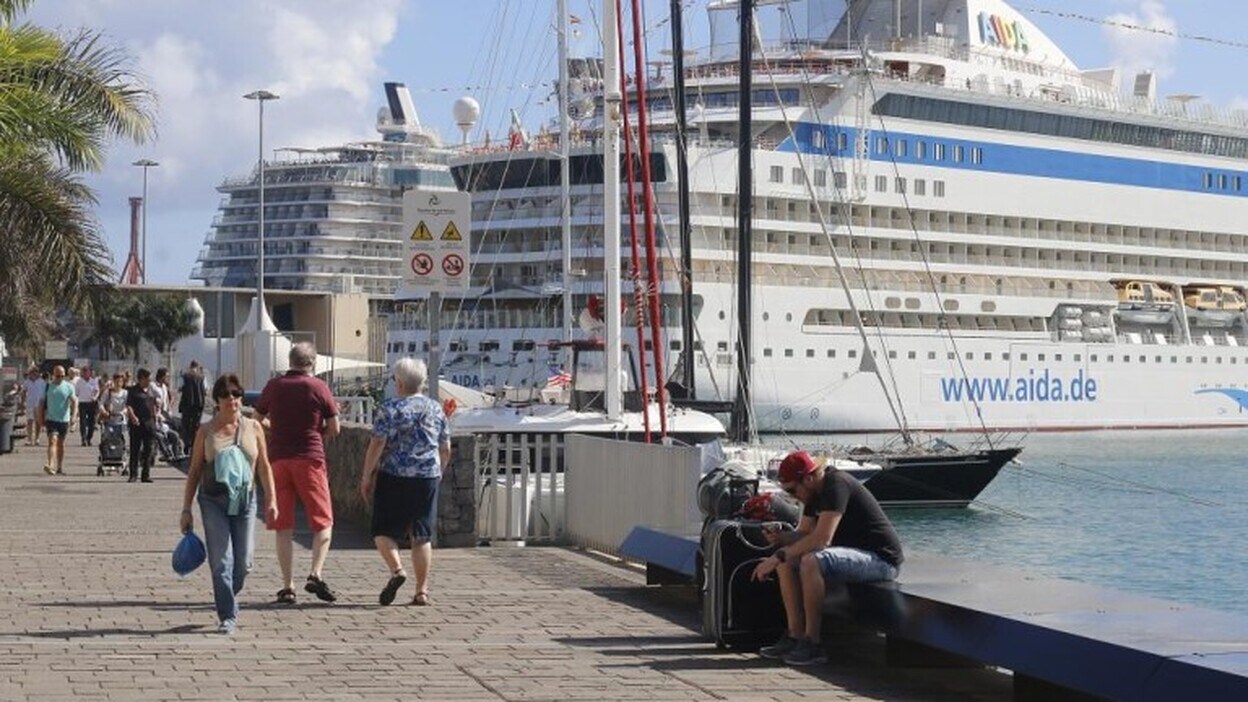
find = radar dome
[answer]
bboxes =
[453,96,480,128]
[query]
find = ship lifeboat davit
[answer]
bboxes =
[1184,286,1246,328]
[1115,281,1175,325]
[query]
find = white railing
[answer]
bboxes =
[475,433,565,544]
[564,435,703,559]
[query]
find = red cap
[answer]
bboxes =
[777,451,816,484]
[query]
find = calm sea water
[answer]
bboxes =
[773,429,1248,615]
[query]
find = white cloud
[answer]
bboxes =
[26,0,403,283]
[1103,1,1179,80]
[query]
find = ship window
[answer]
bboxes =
[964,352,972,360]
[806,349,815,358]
[1123,355,1130,363]
[763,312,770,321]
[1186,356,1193,363]
[985,353,993,360]
[1055,354,1062,361]
[718,341,728,351]
[1108,355,1114,362]
[876,137,888,154]
[837,132,848,150]
[827,349,836,358]
[643,340,653,351]
[784,348,794,358]
[1204,173,1214,189]
[1090,354,1097,362]
[1237,176,1243,191]
[1020,353,1028,361]
[1171,356,1177,363]
[1219,174,1228,189]
[947,352,955,360]
[812,130,825,149]
[669,340,682,351]
[885,297,901,309]
[694,341,703,350]
[1002,352,1010,361]
[895,139,907,157]
[407,343,417,353]
[770,166,783,183]
[895,177,906,194]
[889,350,897,359]
[915,141,926,159]
[875,175,888,192]
[908,351,917,359]
[934,143,946,160]
[942,299,959,311]
[981,300,996,312]
[1075,354,1082,362]
[972,147,983,164]
[786,313,793,322]
[934,181,946,197]
[718,310,726,320]
[848,349,857,358]
[422,342,430,352]
[512,340,536,351]
[792,168,806,185]
[954,145,964,162]
[1202,357,1209,364]
[764,348,773,357]
[814,169,827,187]
[928,351,936,360]
[914,179,926,196]
[834,171,847,189]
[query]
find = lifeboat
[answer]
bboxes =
[1115,281,1175,325]
[1184,286,1242,328]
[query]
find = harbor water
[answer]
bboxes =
[776,429,1248,615]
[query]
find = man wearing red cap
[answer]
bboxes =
[750,450,904,666]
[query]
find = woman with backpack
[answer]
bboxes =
[178,373,278,634]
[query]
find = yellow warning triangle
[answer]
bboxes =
[410,221,433,241]
[441,221,462,241]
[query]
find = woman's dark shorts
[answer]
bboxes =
[370,472,440,543]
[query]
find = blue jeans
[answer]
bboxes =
[198,491,256,623]
[812,547,899,583]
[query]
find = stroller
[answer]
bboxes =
[154,416,188,466]
[97,424,127,476]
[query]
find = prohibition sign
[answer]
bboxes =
[442,253,465,277]
[411,253,433,276]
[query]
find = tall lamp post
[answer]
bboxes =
[243,90,279,318]
[132,158,159,284]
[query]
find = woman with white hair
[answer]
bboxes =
[360,357,450,606]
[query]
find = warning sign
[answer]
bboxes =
[400,189,470,295]
[410,221,434,241]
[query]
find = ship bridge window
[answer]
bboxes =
[915,141,926,159]
[934,143,946,161]
[478,341,500,352]
[934,181,946,197]
[876,137,889,154]
[914,179,926,196]
[512,340,536,352]
[972,147,983,164]
[834,171,847,189]
[814,169,827,187]
[885,297,901,309]
[769,166,783,183]
[812,130,825,149]
[895,140,907,157]
[953,145,965,162]
[875,175,888,192]
[895,178,906,194]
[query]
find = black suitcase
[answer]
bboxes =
[701,519,794,650]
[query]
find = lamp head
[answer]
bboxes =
[244,90,280,101]
[132,158,159,167]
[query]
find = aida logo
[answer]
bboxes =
[978,12,1030,54]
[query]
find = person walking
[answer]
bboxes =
[179,373,279,634]
[124,368,157,483]
[178,360,207,449]
[360,358,450,606]
[75,367,101,447]
[97,373,129,476]
[21,367,45,447]
[255,342,341,605]
[39,366,78,475]
[751,451,904,667]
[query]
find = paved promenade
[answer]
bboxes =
[0,440,1011,701]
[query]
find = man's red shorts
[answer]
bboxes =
[267,457,334,532]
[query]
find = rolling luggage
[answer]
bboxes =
[701,518,793,650]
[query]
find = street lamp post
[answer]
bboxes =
[132,159,159,284]
[243,90,279,318]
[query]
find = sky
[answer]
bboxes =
[20,0,1248,285]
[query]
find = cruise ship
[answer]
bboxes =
[193,83,456,297]
[387,0,1248,434]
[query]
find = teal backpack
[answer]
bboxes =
[214,422,252,516]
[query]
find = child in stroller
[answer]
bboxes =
[97,423,126,476]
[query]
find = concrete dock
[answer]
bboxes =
[0,440,1012,700]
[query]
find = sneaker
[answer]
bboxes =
[217,619,236,635]
[379,572,407,606]
[783,639,827,666]
[305,574,337,603]
[759,633,800,660]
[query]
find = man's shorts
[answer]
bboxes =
[811,546,898,583]
[44,421,69,439]
[267,457,334,532]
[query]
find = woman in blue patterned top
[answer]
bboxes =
[361,357,450,606]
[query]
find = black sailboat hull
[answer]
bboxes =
[845,447,1021,508]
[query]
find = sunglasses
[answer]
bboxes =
[216,389,245,400]
[781,483,798,496]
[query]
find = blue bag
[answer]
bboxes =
[172,531,206,577]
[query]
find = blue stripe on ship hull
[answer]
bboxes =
[779,123,1248,198]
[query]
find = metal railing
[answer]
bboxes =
[475,433,565,544]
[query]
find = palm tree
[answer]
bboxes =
[138,295,198,369]
[0,0,156,353]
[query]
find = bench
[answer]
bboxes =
[620,526,1248,701]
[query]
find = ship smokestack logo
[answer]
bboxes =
[978,12,1029,54]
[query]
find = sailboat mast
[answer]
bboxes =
[603,0,624,419]
[730,0,754,443]
[558,0,574,362]
[670,0,695,398]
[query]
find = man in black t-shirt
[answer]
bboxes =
[751,450,904,666]
[124,368,157,483]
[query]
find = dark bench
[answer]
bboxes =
[620,526,1248,701]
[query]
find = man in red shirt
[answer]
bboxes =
[256,342,341,605]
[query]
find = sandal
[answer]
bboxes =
[379,572,407,606]
[276,588,296,605]
[305,574,337,603]
[410,591,432,607]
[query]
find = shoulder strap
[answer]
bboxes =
[234,419,243,447]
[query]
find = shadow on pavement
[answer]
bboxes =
[12,623,209,639]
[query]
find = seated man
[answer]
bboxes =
[751,451,904,666]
